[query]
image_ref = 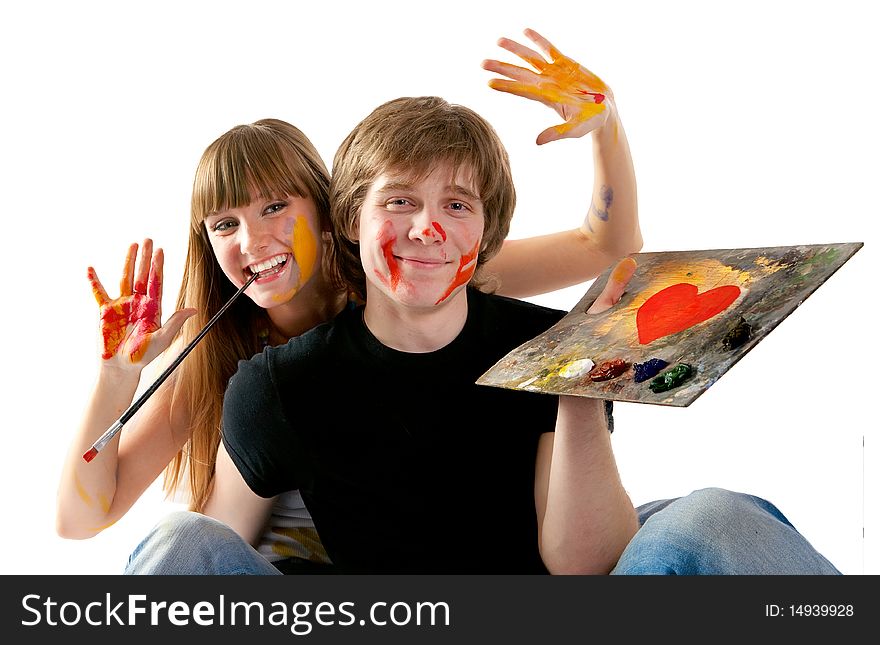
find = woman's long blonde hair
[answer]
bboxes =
[163,118,331,511]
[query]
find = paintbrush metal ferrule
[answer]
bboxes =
[82,271,260,463]
[82,420,123,463]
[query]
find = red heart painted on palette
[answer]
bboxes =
[637,283,741,345]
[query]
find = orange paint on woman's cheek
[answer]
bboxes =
[273,216,319,302]
[293,216,318,284]
[435,239,480,304]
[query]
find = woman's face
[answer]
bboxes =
[203,193,323,309]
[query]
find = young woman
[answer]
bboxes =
[57,29,642,570]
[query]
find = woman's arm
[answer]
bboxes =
[56,240,195,539]
[481,28,642,298]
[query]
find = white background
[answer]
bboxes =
[1,0,875,575]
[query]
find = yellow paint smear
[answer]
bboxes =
[272,527,329,563]
[610,257,638,284]
[92,519,118,531]
[754,256,788,276]
[592,258,754,339]
[74,473,92,506]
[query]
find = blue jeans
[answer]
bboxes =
[124,488,840,575]
[611,487,840,574]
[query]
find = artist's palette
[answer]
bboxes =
[477,243,863,407]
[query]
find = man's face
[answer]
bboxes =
[357,162,484,309]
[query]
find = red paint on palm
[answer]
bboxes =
[88,256,162,362]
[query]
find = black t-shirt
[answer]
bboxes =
[222,287,565,573]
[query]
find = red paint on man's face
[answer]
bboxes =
[375,220,402,291]
[418,222,447,242]
[434,239,480,304]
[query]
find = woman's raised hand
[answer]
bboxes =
[483,28,614,145]
[87,239,195,366]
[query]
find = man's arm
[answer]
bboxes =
[534,257,640,574]
[535,399,638,574]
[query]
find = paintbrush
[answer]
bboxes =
[83,271,261,463]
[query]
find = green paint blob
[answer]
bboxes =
[649,363,694,393]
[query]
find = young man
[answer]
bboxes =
[221,95,639,574]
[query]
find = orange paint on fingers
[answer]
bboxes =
[87,267,110,306]
[498,37,547,71]
[610,257,638,285]
[487,79,546,101]
[119,243,137,297]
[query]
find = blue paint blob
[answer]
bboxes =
[633,358,669,383]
